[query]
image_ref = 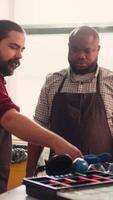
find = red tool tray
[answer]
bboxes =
[23,170,113,200]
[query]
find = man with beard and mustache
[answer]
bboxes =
[0,20,82,193]
[26,26,113,177]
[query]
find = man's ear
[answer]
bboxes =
[98,45,101,52]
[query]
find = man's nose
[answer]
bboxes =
[16,50,22,59]
[78,51,86,59]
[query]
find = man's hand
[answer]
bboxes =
[51,135,83,160]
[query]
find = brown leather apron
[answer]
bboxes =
[0,128,12,193]
[50,73,113,157]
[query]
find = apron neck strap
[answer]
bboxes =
[58,74,67,92]
[96,70,101,93]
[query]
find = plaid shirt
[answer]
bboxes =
[34,66,113,137]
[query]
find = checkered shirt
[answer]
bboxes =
[34,66,113,137]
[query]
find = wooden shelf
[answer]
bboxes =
[8,161,26,191]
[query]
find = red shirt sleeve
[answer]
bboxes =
[0,75,20,118]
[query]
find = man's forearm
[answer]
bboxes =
[0,109,56,147]
[0,108,83,160]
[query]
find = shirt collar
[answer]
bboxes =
[0,73,6,84]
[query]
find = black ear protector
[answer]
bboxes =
[33,154,72,176]
[46,154,72,175]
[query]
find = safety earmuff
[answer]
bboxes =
[33,154,72,176]
[46,154,72,175]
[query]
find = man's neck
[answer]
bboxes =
[70,64,98,75]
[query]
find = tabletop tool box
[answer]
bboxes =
[23,170,113,200]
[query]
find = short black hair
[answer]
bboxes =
[0,19,25,40]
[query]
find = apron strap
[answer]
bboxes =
[57,74,67,92]
[96,70,101,93]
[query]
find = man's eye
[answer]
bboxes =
[85,49,91,53]
[10,46,18,49]
[71,48,80,53]
[85,48,95,53]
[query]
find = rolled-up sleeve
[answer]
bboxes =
[0,76,20,118]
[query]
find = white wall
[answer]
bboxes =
[0,0,113,119]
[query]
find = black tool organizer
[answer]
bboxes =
[23,170,113,200]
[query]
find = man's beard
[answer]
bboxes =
[0,58,20,76]
[69,60,97,75]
